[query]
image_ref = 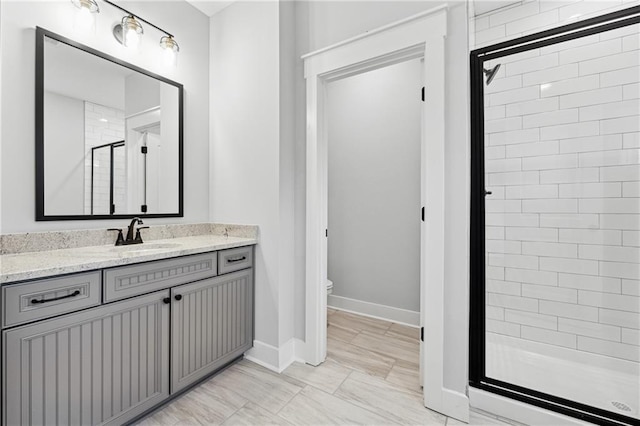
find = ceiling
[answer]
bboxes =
[186,0,236,16]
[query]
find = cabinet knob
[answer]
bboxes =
[174,294,183,301]
[163,297,171,304]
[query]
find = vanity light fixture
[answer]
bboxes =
[118,15,144,49]
[70,0,99,32]
[160,35,180,67]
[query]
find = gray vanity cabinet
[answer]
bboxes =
[171,268,253,392]
[3,290,170,426]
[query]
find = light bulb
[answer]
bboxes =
[121,16,143,49]
[71,0,98,33]
[160,36,179,68]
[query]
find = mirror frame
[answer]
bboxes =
[35,26,184,221]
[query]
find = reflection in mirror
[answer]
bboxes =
[37,27,183,220]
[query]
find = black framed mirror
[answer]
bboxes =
[36,27,183,221]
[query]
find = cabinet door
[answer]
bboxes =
[171,269,253,392]
[3,291,170,426]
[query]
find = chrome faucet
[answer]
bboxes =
[107,217,149,246]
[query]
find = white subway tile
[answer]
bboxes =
[485,105,506,121]
[559,228,622,245]
[558,0,623,22]
[559,318,621,341]
[560,87,622,108]
[577,336,639,362]
[624,133,640,149]
[486,319,521,337]
[540,213,599,228]
[476,26,508,46]
[559,183,621,198]
[600,308,640,329]
[559,134,622,153]
[579,149,640,167]
[506,53,559,77]
[540,300,599,321]
[486,75,524,95]
[487,293,539,312]
[600,214,640,230]
[486,213,539,227]
[623,230,640,247]
[540,121,599,140]
[580,244,640,263]
[486,158,522,173]
[601,116,640,135]
[523,109,579,129]
[600,165,640,182]
[485,117,523,134]
[522,153,578,170]
[559,273,622,293]
[506,97,559,117]
[540,167,599,183]
[522,63,579,86]
[541,75,599,98]
[487,305,505,321]
[505,310,557,330]
[621,328,640,345]
[623,32,640,51]
[623,83,640,101]
[489,253,539,270]
[522,241,578,258]
[522,198,578,213]
[486,226,505,240]
[489,86,540,107]
[505,10,560,36]
[489,1,540,26]
[539,0,580,13]
[579,51,640,76]
[486,146,506,160]
[490,170,540,186]
[600,260,640,279]
[543,33,600,55]
[486,240,522,254]
[486,200,522,213]
[539,256,599,275]
[599,22,639,41]
[506,267,558,286]
[506,184,559,199]
[490,128,540,145]
[507,226,559,242]
[475,16,489,32]
[487,279,522,296]
[487,265,505,280]
[579,290,640,313]
[580,99,640,122]
[580,198,640,214]
[506,141,559,158]
[560,39,622,65]
[521,325,576,348]
[501,49,542,65]
[523,283,578,303]
[601,66,640,88]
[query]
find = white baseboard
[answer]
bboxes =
[244,338,305,373]
[469,387,590,425]
[441,389,469,423]
[328,294,420,327]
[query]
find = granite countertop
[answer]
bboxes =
[0,234,257,285]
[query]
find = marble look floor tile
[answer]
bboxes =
[468,410,521,426]
[328,311,392,334]
[446,417,467,425]
[327,337,395,378]
[335,371,447,425]
[221,402,292,425]
[175,382,248,424]
[328,308,337,316]
[327,323,359,343]
[351,330,419,366]
[282,359,352,394]
[385,361,421,394]
[387,322,420,340]
[278,385,396,425]
[137,402,204,426]
[209,359,304,414]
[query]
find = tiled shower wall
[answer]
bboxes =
[474,1,640,363]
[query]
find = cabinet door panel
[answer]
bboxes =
[3,291,170,426]
[171,269,253,393]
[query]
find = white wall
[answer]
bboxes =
[327,59,422,314]
[0,0,209,232]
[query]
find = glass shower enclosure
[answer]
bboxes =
[470,6,639,425]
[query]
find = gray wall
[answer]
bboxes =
[327,59,422,313]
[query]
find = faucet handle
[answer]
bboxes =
[135,226,150,243]
[107,228,124,246]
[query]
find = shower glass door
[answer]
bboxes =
[470,7,639,425]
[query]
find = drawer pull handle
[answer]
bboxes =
[175,294,183,301]
[31,290,81,305]
[227,256,246,263]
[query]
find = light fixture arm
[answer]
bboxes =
[102,0,174,38]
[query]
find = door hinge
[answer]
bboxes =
[420,327,424,342]
[325,229,328,237]
[141,146,148,154]
[141,204,148,213]
[110,204,115,214]
[421,206,425,222]
[421,86,425,102]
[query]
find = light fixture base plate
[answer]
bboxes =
[112,24,124,45]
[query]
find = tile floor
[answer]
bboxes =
[138,309,518,425]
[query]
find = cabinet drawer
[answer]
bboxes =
[104,252,217,302]
[2,271,101,328]
[218,246,253,274]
